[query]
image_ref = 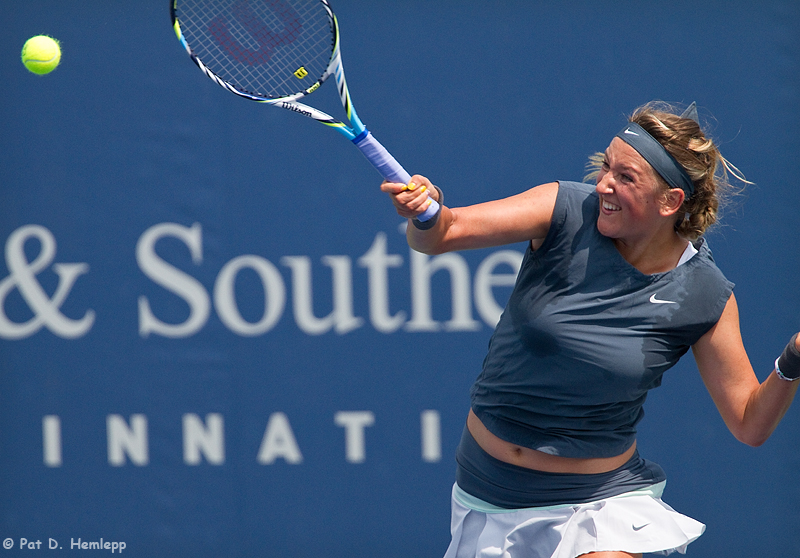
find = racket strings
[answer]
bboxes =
[177,0,334,99]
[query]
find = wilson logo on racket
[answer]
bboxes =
[280,102,312,117]
[208,0,303,65]
[294,67,309,79]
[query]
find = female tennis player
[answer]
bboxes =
[381,101,800,558]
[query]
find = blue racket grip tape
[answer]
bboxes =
[353,131,440,222]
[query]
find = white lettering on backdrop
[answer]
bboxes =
[0,225,95,339]
[136,223,523,338]
[0,223,522,339]
[43,411,443,467]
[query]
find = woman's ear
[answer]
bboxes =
[660,188,686,217]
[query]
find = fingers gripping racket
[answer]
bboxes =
[170,0,440,222]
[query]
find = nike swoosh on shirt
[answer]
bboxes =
[632,523,649,531]
[649,294,677,304]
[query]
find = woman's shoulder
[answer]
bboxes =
[555,181,600,223]
[689,238,731,280]
[550,181,601,233]
[660,238,733,343]
[530,182,601,257]
[678,238,735,324]
[557,181,597,199]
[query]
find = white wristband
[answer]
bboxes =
[775,334,800,381]
[775,357,799,382]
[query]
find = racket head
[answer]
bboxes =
[171,0,337,102]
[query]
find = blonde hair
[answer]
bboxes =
[586,101,749,240]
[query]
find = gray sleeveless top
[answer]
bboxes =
[471,181,734,458]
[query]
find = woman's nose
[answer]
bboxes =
[596,173,614,195]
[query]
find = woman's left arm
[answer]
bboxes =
[692,293,799,446]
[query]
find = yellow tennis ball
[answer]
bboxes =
[21,35,61,75]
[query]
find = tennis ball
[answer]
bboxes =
[21,35,61,75]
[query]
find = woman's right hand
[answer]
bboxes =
[380,175,440,220]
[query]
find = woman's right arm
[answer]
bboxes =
[380,175,559,255]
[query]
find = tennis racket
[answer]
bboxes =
[170,0,440,222]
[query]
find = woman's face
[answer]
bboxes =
[595,137,667,244]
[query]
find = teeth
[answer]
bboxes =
[603,200,621,211]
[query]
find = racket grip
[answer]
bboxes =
[353,131,440,222]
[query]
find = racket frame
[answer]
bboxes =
[170,0,440,221]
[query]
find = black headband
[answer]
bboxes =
[615,122,695,197]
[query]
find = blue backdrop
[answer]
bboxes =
[1,2,798,557]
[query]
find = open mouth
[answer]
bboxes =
[602,199,621,212]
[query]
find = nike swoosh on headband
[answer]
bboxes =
[615,121,694,197]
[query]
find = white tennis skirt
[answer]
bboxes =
[443,481,705,558]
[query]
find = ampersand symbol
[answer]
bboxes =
[0,225,95,339]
